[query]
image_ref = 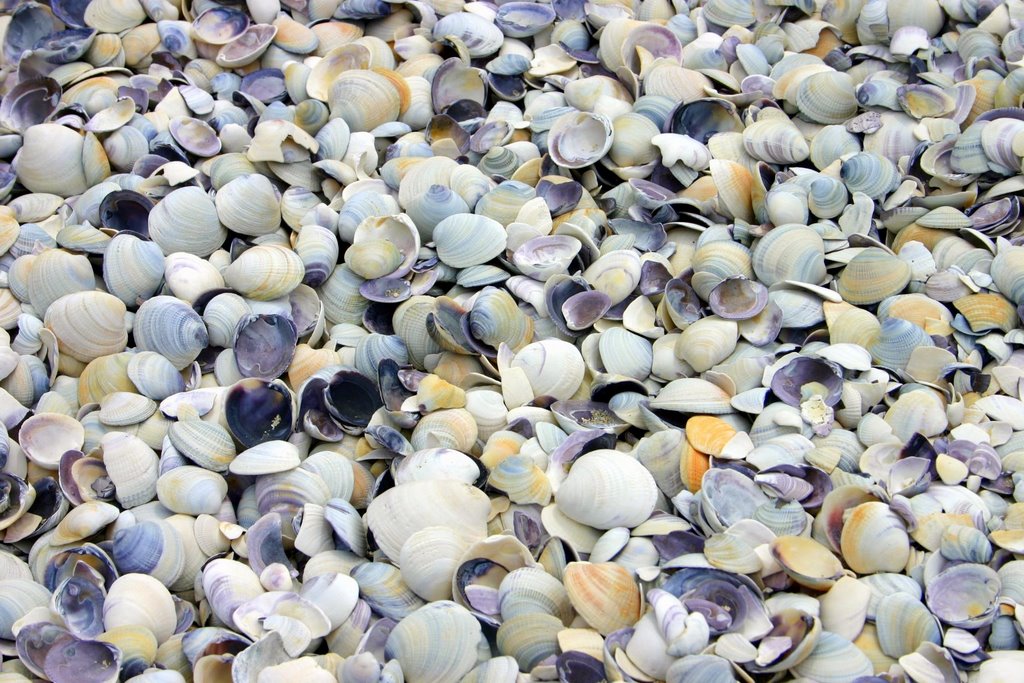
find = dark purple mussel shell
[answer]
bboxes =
[224,378,294,448]
[323,369,383,433]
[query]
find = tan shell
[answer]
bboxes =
[44,291,128,363]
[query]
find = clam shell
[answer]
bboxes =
[563,562,641,636]
[384,601,483,682]
[44,292,127,363]
[364,480,490,560]
[225,245,305,301]
[133,296,209,370]
[556,449,658,529]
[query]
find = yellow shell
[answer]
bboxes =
[837,248,912,305]
[224,244,305,300]
[953,293,1018,333]
[563,562,642,635]
[686,416,738,456]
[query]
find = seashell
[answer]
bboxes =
[563,562,641,635]
[217,24,277,68]
[840,502,911,575]
[676,317,738,373]
[225,245,305,301]
[399,527,468,602]
[133,296,209,370]
[103,233,164,307]
[112,519,184,588]
[103,573,176,644]
[794,71,859,125]
[16,124,101,198]
[148,187,226,258]
[875,592,941,659]
[432,12,504,58]
[156,466,228,516]
[742,116,809,165]
[840,152,901,200]
[328,70,404,134]
[99,391,157,426]
[20,413,85,470]
[556,449,658,529]
[214,174,281,237]
[365,480,490,561]
[433,214,507,269]
[101,432,159,508]
[548,111,615,169]
[752,224,827,287]
[791,631,873,683]
[384,601,483,682]
[498,566,573,625]
[925,563,1000,629]
[837,248,912,305]
[496,612,562,672]
[350,561,424,620]
[44,291,127,363]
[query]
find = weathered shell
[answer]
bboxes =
[556,450,658,529]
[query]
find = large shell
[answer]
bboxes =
[556,449,658,529]
[384,601,483,682]
[364,480,490,560]
[43,291,127,364]
[563,562,642,635]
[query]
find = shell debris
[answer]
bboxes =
[1,0,1024,682]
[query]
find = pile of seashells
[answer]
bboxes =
[6,0,1024,681]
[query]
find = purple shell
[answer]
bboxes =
[224,378,294,448]
[769,356,844,407]
[233,314,298,381]
[664,277,702,325]
[323,369,383,431]
[708,277,769,320]
[561,290,612,331]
